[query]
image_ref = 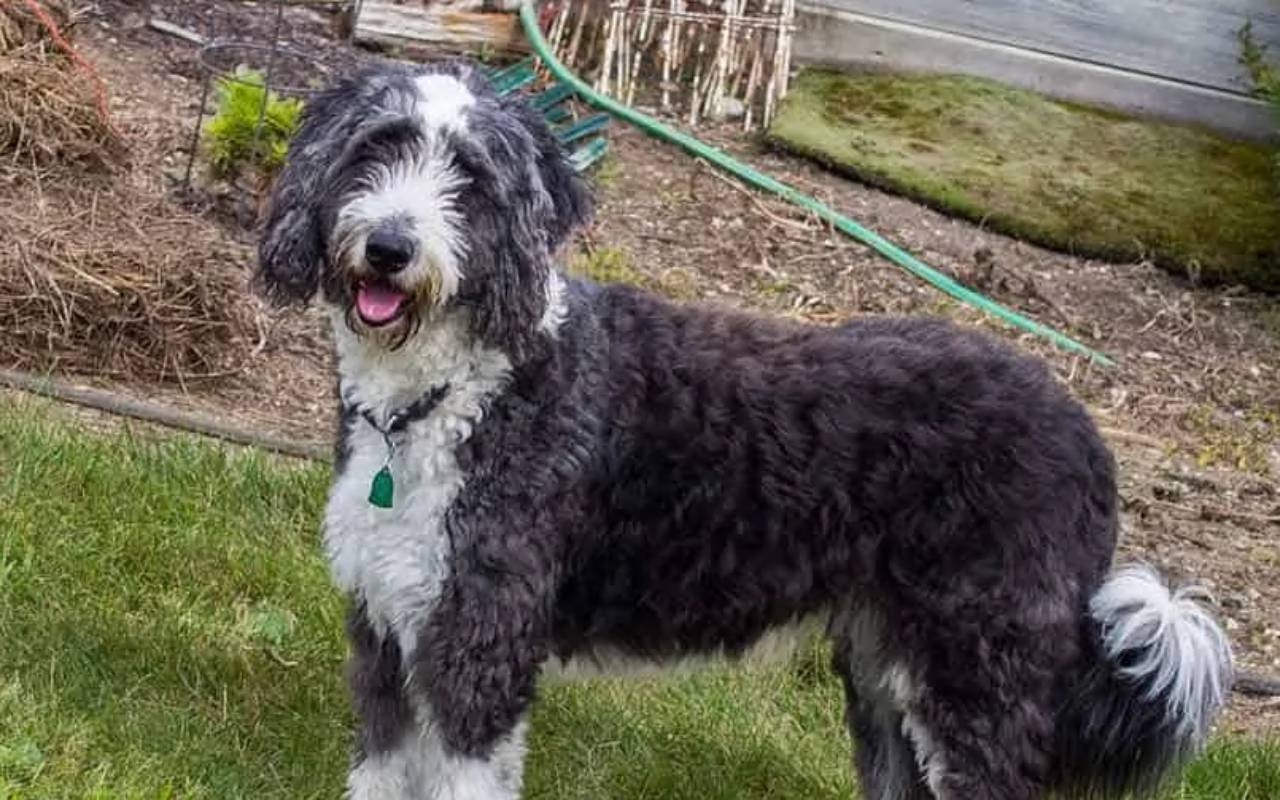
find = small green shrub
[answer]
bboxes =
[202,66,302,184]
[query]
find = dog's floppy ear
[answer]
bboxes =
[256,107,328,305]
[461,94,593,358]
[255,82,362,306]
[511,98,593,251]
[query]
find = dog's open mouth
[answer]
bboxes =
[355,280,408,327]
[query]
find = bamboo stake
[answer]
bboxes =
[659,0,677,110]
[707,0,728,119]
[626,0,655,106]
[598,2,621,94]
[670,4,687,98]
[741,28,762,130]
[566,0,592,71]
[668,7,680,64]
[611,4,623,97]
[728,20,751,98]
[545,0,571,77]
[586,8,604,72]
[723,0,747,113]
[547,2,566,54]
[687,21,708,125]
[775,0,794,108]
[616,5,630,99]
[702,0,740,121]
[700,0,731,120]
[762,0,783,127]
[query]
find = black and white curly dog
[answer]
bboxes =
[256,59,1233,800]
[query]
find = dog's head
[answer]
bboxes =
[256,60,592,355]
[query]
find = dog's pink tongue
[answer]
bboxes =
[356,283,405,324]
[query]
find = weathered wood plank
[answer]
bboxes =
[354,1,529,53]
[805,0,1280,95]
[793,6,1277,140]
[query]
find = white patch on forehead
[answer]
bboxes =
[414,74,475,131]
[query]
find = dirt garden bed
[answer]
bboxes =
[3,0,1277,736]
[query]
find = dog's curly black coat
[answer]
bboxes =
[257,59,1232,800]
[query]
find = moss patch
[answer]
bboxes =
[570,245,647,287]
[769,69,1280,291]
[567,245,698,299]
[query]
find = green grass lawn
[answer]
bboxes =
[1,399,1277,798]
[768,69,1280,292]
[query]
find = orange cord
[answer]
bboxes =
[19,0,124,140]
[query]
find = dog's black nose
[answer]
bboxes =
[365,229,416,274]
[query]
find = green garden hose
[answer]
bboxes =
[518,3,1114,366]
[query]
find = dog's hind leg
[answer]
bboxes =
[880,615,1065,800]
[840,684,935,799]
[832,608,933,800]
[832,603,1060,800]
[883,677,1055,800]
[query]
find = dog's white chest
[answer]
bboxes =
[325,420,465,655]
[323,314,511,657]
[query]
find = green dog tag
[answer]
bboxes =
[368,466,394,509]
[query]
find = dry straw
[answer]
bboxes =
[0,0,72,53]
[1,0,124,171]
[0,1,259,383]
[0,186,260,383]
[0,47,125,170]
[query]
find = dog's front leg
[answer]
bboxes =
[344,600,422,799]
[343,596,530,800]
[400,528,557,800]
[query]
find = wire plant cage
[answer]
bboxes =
[178,0,333,206]
[175,0,611,217]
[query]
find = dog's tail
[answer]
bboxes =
[1055,564,1233,798]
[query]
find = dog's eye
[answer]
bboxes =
[448,138,492,184]
[339,118,422,172]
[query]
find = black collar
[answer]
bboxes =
[351,383,450,439]
[345,382,452,511]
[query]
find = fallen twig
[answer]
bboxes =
[1199,506,1280,526]
[147,18,207,46]
[1097,426,1165,450]
[700,161,815,234]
